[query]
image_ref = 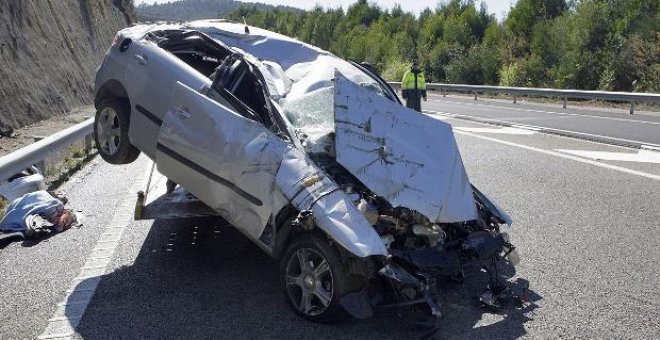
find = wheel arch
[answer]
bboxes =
[271,205,353,261]
[95,79,130,110]
[271,204,379,278]
[272,204,300,259]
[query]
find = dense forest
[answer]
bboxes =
[226,0,659,92]
[136,0,300,21]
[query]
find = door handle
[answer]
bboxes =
[175,106,191,119]
[134,54,148,65]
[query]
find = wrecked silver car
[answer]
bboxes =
[93,20,521,323]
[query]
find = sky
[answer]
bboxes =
[135,0,516,20]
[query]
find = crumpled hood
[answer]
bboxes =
[333,72,478,223]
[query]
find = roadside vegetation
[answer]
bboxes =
[227,0,659,92]
[0,197,6,217]
[44,145,96,189]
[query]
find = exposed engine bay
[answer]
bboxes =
[305,143,521,319]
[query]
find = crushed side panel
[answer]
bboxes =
[275,146,387,257]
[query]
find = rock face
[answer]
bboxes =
[0,0,129,131]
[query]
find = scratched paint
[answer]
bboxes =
[333,71,478,223]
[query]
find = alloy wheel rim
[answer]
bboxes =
[96,107,121,156]
[285,247,334,316]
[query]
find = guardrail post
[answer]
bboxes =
[563,97,567,109]
[630,102,635,115]
[513,95,516,104]
[443,90,446,97]
[474,92,477,101]
[32,136,46,174]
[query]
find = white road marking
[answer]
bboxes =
[454,126,537,135]
[428,96,660,126]
[555,149,660,164]
[38,167,146,340]
[426,110,660,149]
[454,130,660,181]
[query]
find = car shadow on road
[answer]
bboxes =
[66,217,540,340]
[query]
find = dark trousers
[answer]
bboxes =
[403,90,422,112]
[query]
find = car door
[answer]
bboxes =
[124,39,208,159]
[155,81,289,241]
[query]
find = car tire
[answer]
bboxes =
[94,97,140,164]
[280,233,364,324]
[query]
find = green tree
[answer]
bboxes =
[222,0,659,89]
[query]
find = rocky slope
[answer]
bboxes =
[0,0,130,132]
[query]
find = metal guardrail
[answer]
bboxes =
[1,83,658,182]
[388,82,660,114]
[0,118,94,183]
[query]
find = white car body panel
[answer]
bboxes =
[190,22,379,101]
[275,147,387,257]
[157,82,290,239]
[125,42,209,158]
[333,72,478,223]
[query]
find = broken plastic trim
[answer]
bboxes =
[378,262,442,317]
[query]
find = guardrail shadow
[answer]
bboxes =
[65,217,540,339]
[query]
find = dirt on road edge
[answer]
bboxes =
[0,106,95,157]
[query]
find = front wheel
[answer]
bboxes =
[94,97,140,164]
[280,233,363,324]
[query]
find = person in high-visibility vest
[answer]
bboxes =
[401,60,427,112]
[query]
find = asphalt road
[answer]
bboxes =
[1,103,659,339]
[424,94,660,147]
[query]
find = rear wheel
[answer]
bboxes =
[94,97,140,164]
[280,233,362,323]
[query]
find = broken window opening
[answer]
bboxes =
[154,30,232,78]
[209,56,272,126]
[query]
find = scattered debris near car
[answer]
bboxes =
[93,20,524,323]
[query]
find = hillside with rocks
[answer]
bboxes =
[0,0,132,132]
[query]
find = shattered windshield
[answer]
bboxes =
[281,87,334,147]
[280,82,386,153]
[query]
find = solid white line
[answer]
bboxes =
[39,164,146,339]
[38,332,76,339]
[454,126,537,135]
[427,110,660,149]
[48,317,80,322]
[554,149,660,164]
[428,96,660,126]
[454,130,660,181]
[643,145,660,152]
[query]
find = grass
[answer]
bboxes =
[0,197,6,218]
[45,145,96,190]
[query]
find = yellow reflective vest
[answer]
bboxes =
[401,69,426,91]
